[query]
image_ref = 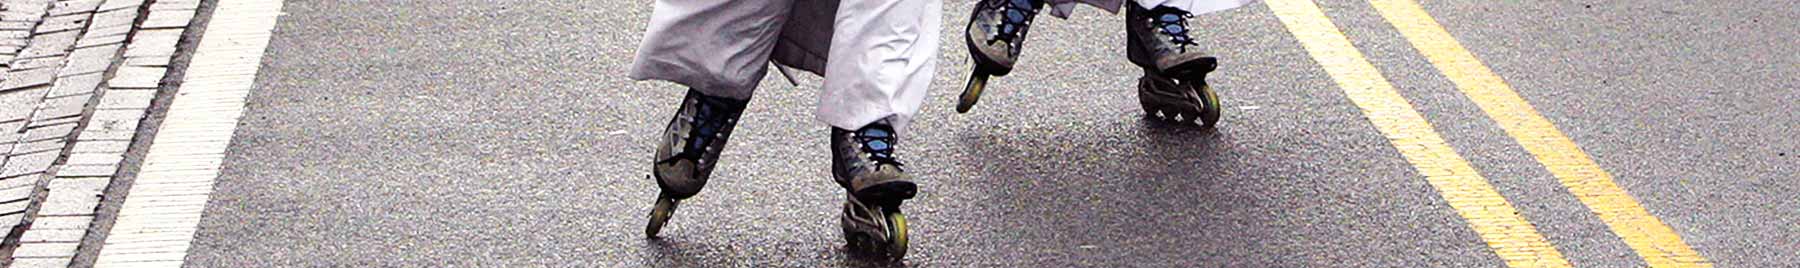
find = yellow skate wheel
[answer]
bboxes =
[645,194,678,238]
[958,72,990,114]
[1195,82,1222,128]
[884,209,909,260]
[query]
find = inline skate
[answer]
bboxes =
[1127,4,1222,127]
[645,89,749,238]
[959,0,1046,113]
[831,119,917,260]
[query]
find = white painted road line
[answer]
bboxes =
[93,0,285,267]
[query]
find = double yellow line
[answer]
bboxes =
[1263,0,1711,267]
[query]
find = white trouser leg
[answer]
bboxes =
[1045,0,1124,18]
[1042,0,1252,19]
[1132,0,1257,14]
[816,0,943,132]
[630,0,795,100]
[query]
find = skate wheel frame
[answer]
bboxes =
[1139,71,1223,128]
[844,206,910,261]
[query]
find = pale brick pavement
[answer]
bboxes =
[0,0,199,266]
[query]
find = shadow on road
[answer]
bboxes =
[933,118,1274,264]
[643,237,913,267]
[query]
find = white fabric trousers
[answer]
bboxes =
[629,0,941,132]
[1135,0,1257,14]
[817,0,941,132]
[1047,0,1257,18]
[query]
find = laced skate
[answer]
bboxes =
[830,120,916,260]
[645,89,749,238]
[959,0,1046,113]
[1127,4,1223,127]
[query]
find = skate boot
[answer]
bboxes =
[831,119,917,260]
[645,89,749,238]
[959,0,1045,113]
[1127,4,1223,127]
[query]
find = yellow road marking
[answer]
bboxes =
[1263,0,1573,267]
[1365,0,1712,266]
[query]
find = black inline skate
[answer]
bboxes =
[959,0,1045,113]
[646,89,749,238]
[831,119,917,260]
[1127,4,1222,127]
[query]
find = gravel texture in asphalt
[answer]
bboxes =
[156,0,1797,266]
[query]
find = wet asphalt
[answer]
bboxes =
[137,0,1798,266]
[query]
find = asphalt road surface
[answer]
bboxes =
[136,0,1798,266]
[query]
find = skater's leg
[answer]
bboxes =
[1122,0,1257,72]
[959,0,1124,113]
[817,0,940,259]
[966,0,1045,76]
[636,0,795,237]
[1044,0,1125,18]
[630,0,795,100]
[644,89,750,238]
[639,0,794,197]
[817,0,941,133]
[829,117,917,259]
[958,0,1047,112]
[1130,0,1257,15]
[967,0,1125,70]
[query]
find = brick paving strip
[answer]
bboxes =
[0,0,203,266]
[91,0,280,266]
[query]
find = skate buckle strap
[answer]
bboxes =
[855,126,904,170]
[1149,6,1199,53]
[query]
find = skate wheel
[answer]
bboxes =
[883,209,909,260]
[1194,83,1222,128]
[957,72,990,114]
[645,194,679,238]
